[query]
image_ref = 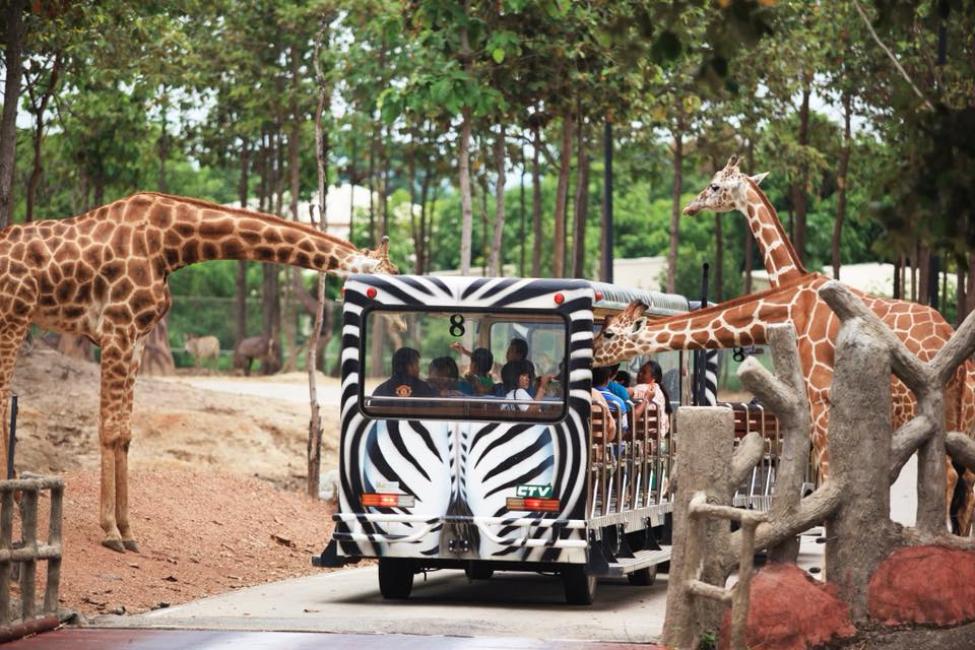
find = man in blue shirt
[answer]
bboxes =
[593,366,629,431]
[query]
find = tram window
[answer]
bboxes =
[360,309,569,422]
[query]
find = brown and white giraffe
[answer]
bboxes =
[593,155,975,531]
[0,192,396,552]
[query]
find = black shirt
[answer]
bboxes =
[373,375,437,398]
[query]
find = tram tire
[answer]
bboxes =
[627,565,657,586]
[562,565,597,605]
[465,564,494,580]
[378,558,415,599]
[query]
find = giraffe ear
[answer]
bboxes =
[631,317,647,334]
[750,172,769,185]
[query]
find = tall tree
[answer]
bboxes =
[0,0,27,228]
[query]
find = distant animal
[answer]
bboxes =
[233,335,280,376]
[184,334,220,367]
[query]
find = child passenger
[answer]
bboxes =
[500,360,553,413]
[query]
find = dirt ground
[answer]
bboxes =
[9,346,344,617]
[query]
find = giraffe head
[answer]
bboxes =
[682,154,769,217]
[349,236,399,274]
[592,300,652,367]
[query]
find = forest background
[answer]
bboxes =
[0,0,973,373]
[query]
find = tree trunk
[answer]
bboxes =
[417,154,431,275]
[348,133,356,242]
[832,89,852,281]
[459,109,474,275]
[283,46,303,374]
[519,143,527,277]
[714,213,724,301]
[918,243,930,306]
[308,23,330,498]
[893,255,902,300]
[368,122,376,241]
[381,123,390,236]
[236,140,250,347]
[571,119,590,279]
[479,168,489,276]
[25,54,61,223]
[967,252,975,317]
[158,93,169,193]
[667,118,684,293]
[408,132,419,270]
[531,123,543,277]
[744,139,755,294]
[261,132,281,374]
[0,0,27,228]
[552,116,574,278]
[793,74,812,265]
[488,125,506,277]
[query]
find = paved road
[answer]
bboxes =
[6,629,658,650]
[96,533,827,644]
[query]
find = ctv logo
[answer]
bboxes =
[515,484,553,498]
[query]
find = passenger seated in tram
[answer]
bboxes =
[427,356,473,397]
[630,360,671,437]
[590,388,617,442]
[373,347,436,398]
[614,369,632,388]
[451,343,496,395]
[592,366,630,431]
[499,360,554,413]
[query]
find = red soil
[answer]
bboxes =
[38,467,335,617]
[868,545,975,626]
[720,563,855,650]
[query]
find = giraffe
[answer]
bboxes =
[0,192,396,552]
[593,155,975,532]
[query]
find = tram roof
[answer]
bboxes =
[589,281,689,315]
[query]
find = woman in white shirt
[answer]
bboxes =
[500,360,553,413]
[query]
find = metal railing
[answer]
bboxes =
[589,402,673,519]
[0,475,64,643]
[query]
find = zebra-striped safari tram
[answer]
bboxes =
[313,274,694,604]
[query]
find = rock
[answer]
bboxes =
[271,534,296,549]
[719,564,856,650]
[868,545,975,627]
[151,601,171,610]
[109,605,126,615]
[163,575,178,582]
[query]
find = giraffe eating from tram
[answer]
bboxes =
[593,155,975,533]
[0,192,396,552]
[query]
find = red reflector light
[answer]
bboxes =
[366,287,377,299]
[594,290,604,301]
[506,497,561,512]
[361,493,415,508]
[554,293,565,305]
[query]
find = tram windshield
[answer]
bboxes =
[360,309,568,422]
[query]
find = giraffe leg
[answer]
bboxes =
[0,317,31,477]
[960,469,975,537]
[98,338,138,552]
[947,459,960,532]
[116,337,144,552]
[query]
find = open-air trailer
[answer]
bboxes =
[313,274,779,604]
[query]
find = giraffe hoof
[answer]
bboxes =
[123,539,140,552]
[101,538,126,553]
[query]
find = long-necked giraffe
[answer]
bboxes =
[0,192,396,552]
[593,155,975,532]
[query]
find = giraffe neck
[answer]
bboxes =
[143,192,366,275]
[739,180,807,287]
[628,281,806,356]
